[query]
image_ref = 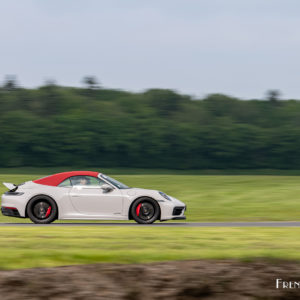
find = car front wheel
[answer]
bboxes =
[27,195,57,224]
[131,197,160,224]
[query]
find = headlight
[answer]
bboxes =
[159,191,172,201]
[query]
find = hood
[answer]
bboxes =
[124,188,185,205]
[125,187,159,197]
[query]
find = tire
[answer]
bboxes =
[27,195,58,224]
[131,197,160,224]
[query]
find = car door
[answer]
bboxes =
[69,176,123,216]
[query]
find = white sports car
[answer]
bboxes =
[1,171,186,224]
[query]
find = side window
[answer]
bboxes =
[58,178,72,187]
[70,176,106,187]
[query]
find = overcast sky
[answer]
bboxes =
[0,0,299,99]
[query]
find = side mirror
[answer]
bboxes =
[101,184,113,193]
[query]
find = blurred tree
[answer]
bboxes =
[0,83,299,169]
[144,89,183,116]
[82,76,100,90]
[38,81,62,116]
[202,94,237,117]
[44,79,57,87]
[3,75,18,91]
[266,89,281,102]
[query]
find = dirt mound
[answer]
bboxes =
[0,260,299,299]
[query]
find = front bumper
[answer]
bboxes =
[159,197,186,221]
[173,206,185,216]
[172,216,186,220]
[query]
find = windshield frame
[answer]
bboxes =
[98,174,130,189]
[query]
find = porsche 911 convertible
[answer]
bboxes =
[1,171,186,224]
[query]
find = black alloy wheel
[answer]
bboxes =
[27,195,57,224]
[131,197,160,224]
[33,201,52,219]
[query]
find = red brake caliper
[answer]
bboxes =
[45,206,52,218]
[136,204,142,216]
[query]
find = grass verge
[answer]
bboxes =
[0,227,300,269]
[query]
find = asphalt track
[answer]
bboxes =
[1,221,300,227]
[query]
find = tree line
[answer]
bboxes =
[0,79,299,169]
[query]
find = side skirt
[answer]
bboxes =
[60,216,129,220]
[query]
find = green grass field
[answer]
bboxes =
[0,226,300,269]
[1,170,300,269]
[0,171,300,222]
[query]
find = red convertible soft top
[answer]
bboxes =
[33,171,99,186]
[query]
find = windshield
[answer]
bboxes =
[100,174,129,189]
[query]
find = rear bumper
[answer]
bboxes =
[1,206,23,218]
[1,193,27,217]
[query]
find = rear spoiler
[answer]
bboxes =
[3,182,18,192]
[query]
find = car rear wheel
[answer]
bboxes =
[131,198,160,224]
[27,195,57,224]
